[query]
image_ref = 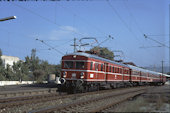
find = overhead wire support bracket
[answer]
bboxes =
[97,35,114,47]
[70,38,79,53]
[36,38,64,55]
[143,34,169,48]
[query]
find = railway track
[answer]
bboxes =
[29,86,151,113]
[0,88,58,99]
[0,93,61,109]
[0,87,123,110]
[1,86,153,113]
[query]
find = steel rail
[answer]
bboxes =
[89,91,144,112]
[0,86,123,109]
[29,87,148,113]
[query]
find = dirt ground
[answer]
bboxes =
[107,84,170,112]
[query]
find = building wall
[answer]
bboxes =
[1,55,20,68]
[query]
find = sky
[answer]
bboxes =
[0,0,170,68]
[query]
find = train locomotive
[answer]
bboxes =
[59,51,166,93]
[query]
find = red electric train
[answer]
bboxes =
[59,52,166,93]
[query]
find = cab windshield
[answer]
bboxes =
[76,62,85,69]
[64,61,73,69]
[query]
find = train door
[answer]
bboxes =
[104,63,108,82]
[129,69,132,82]
[140,71,142,84]
[94,62,99,80]
[122,68,124,82]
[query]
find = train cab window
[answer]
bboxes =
[90,62,93,70]
[112,67,114,73]
[95,63,98,70]
[76,62,85,69]
[64,61,73,68]
[101,64,103,71]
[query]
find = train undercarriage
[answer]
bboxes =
[58,79,165,94]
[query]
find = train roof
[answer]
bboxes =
[64,52,129,68]
[128,64,160,75]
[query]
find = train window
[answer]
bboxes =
[125,70,127,74]
[95,63,98,70]
[76,62,85,69]
[112,67,114,73]
[64,61,73,68]
[90,62,93,70]
[109,66,111,72]
[120,68,122,73]
[101,64,103,71]
[115,67,117,73]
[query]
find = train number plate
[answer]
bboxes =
[72,73,76,78]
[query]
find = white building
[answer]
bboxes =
[1,55,20,68]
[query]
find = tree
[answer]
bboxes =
[33,69,45,83]
[0,49,5,80]
[4,64,13,80]
[55,64,61,77]
[12,61,30,81]
[90,46,114,60]
[0,48,62,81]
[0,49,3,66]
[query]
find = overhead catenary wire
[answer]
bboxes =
[0,28,74,55]
[106,0,142,44]
[123,1,169,49]
[107,0,168,61]
[57,3,108,37]
[106,1,155,60]
[53,39,73,48]
[11,2,85,37]
[124,0,169,48]
[144,34,169,48]
[139,45,163,49]
[123,0,144,35]
[145,34,170,37]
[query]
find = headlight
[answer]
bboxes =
[63,72,67,78]
[80,72,84,79]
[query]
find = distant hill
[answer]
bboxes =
[144,66,170,74]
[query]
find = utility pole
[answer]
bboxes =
[161,60,164,82]
[71,38,78,53]
[154,64,156,71]
[169,5,170,73]
[74,38,76,52]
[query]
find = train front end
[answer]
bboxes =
[60,53,88,93]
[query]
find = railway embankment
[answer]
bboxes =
[105,84,170,112]
[0,86,151,113]
[0,85,169,113]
